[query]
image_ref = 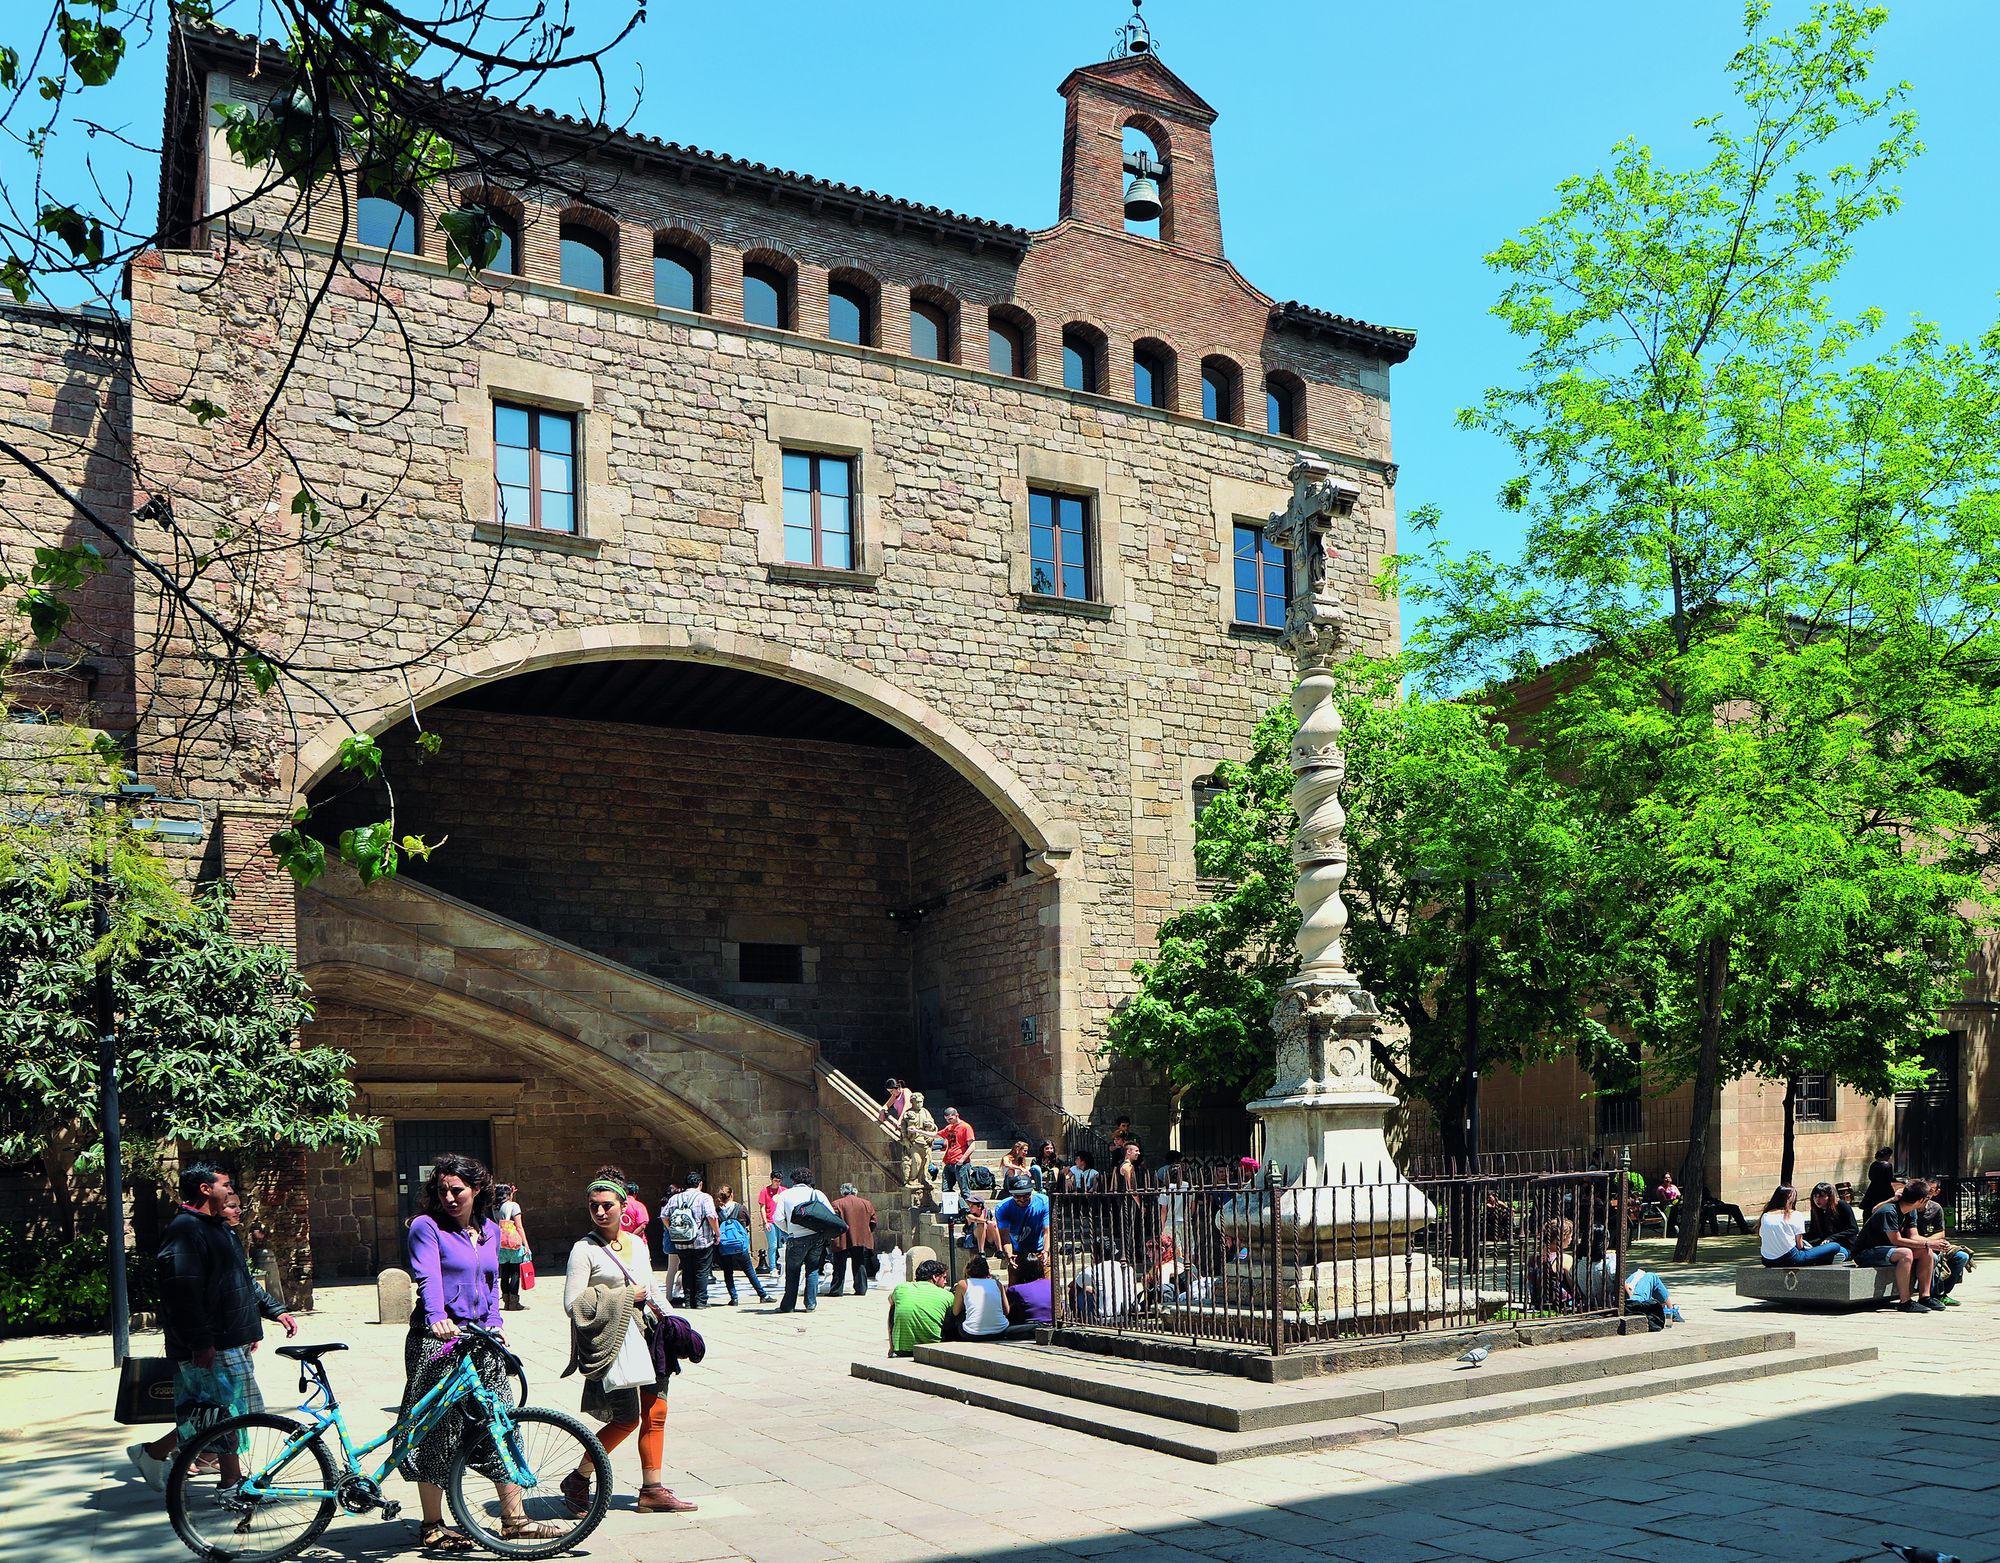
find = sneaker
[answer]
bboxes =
[1922,1297,1947,1311]
[1939,1295,1962,1306]
[1663,1306,1684,1324]
[1898,1300,1930,1313]
[127,1443,168,1492]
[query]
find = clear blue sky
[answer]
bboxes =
[17,2,2000,635]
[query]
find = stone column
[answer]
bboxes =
[1225,459,1440,1318]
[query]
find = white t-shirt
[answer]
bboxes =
[773,1183,829,1238]
[959,1276,1009,1337]
[1080,1259,1137,1318]
[1759,1210,1805,1261]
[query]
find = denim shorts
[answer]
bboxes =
[1851,1244,1896,1268]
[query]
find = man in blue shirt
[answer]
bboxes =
[994,1177,1050,1272]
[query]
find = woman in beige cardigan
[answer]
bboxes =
[561,1173,697,1516]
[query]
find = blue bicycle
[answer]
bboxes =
[164,1326,610,1562]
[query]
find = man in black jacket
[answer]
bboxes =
[126,1163,294,1491]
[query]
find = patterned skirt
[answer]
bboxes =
[398,1326,511,1487]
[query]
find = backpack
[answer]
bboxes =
[665,1199,703,1247]
[718,1216,751,1256]
[967,1164,997,1192]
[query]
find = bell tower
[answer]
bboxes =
[1056,6,1224,257]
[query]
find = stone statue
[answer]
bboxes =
[897,1091,939,1195]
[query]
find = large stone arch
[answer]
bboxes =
[289,625,1079,867]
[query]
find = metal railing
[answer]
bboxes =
[1046,1156,1628,1358]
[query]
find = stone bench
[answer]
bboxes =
[1734,1262,1898,1307]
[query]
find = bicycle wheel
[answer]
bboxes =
[509,1362,528,1407]
[446,1405,610,1559]
[165,1412,338,1563]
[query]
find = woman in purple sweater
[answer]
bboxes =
[400,1153,563,1553]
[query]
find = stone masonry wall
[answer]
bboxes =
[306,1000,686,1278]
[312,708,927,1085]
[0,302,134,733]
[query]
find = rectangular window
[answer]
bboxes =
[1796,1073,1835,1124]
[1595,1086,1642,1138]
[1233,523,1289,628]
[493,403,576,533]
[1029,488,1093,601]
[781,451,855,569]
[738,942,804,983]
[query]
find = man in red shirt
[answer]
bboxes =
[938,1107,975,1197]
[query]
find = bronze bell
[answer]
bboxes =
[1123,175,1163,224]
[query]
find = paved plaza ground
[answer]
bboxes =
[6,1236,1997,1563]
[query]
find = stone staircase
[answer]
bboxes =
[852,1323,1875,1463]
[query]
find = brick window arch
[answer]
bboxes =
[1265,370,1306,439]
[1200,356,1241,424]
[449,188,522,275]
[910,287,958,363]
[1120,115,1171,241]
[987,305,1035,379]
[653,230,708,311]
[357,189,423,254]
[1133,337,1175,410]
[558,208,619,293]
[1061,323,1106,394]
[743,253,796,330]
[828,269,879,347]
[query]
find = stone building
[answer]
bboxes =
[1,18,1412,1282]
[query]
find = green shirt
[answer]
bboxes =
[889,1281,952,1354]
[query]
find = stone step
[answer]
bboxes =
[908,1324,1801,1432]
[851,1339,1877,1464]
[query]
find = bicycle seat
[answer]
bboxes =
[276,1342,349,1361]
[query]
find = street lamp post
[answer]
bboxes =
[94,789,130,1364]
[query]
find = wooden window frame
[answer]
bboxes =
[493,402,578,534]
[1267,376,1301,438]
[559,224,616,293]
[744,262,793,330]
[1232,522,1290,629]
[1028,487,1095,602]
[1134,346,1170,409]
[654,243,706,311]
[988,319,1025,378]
[781,450,857,570]
[829,279,876,347]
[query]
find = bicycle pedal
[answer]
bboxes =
[380,1501,402,1521]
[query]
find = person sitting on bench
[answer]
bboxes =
[1853,1182,1942,1313]
[1911,1180,1971,1306]
[1804,1182,1860,1255]
[1759,1185,1847,1266]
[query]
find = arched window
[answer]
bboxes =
[559,221,616,293]
[1133,341,1173,409]
[654,240,705,311]
[1061,326,1101,393]
[1121,123,1166,241]
[910,297,952,362]
[828,277,876,346]
[1201,357,1239,423]
[743,260,791,329]
[448,200,518,275]
[357,192,421,254]
[988,312,1027,378]
[1266,373,1303,438]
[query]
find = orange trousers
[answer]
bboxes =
[596,1387,666,1471]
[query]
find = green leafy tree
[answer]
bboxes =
[0,734,376,1236]
[1395,2,2000,1254]
[1110,657,1615,1162]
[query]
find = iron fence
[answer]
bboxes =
[1046,1156,1628,1358]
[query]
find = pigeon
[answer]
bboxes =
[1884,1543,1962,1563]
[1456,1345,1488,1369]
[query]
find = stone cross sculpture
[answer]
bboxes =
[1225,458,1444,1322]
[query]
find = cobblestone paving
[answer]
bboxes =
[6,1237,1995,1563]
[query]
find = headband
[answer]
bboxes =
[588,1178,626,1197]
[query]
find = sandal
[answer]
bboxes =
[419,1523,478,1554]
[501,1518,568,1541]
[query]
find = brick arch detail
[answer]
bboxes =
[287,626,1080,866]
